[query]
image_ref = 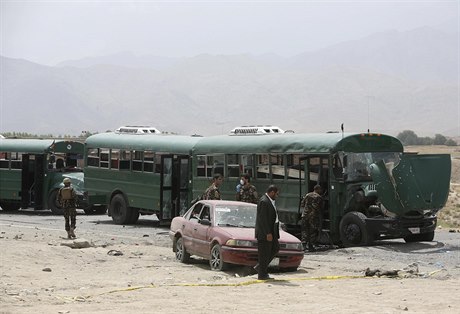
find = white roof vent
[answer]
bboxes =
[115,126,161,134]
[229,125,285,135]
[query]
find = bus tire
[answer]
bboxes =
[339,211,373,247]
[48,190,64,215]
[404,231,435,243]
[110,194,131,224]
[128,208,139,224]
[0,201,20,211]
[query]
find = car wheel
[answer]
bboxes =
[404,231,435,243]
[339,211,373,247]
[210,244,228,271]
[48,190,64,215]
[175,237,190,263]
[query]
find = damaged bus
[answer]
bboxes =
[191,130,451,246]
[0,138,90,214]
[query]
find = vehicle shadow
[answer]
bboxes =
[0,209,58,216]
[185,257,303,284]
[372,239,460,254]
[92,218,170,231]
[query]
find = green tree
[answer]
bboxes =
[397,130,419,145]
[433,134,447,145]
[445,139,458,146]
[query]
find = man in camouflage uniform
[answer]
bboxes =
[236,174,258,204]
[57,177,78,239]
[203,173,223,200]
[301,185,323,252]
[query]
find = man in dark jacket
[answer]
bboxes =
[254,185,280,280]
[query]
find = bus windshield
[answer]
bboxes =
[345,152,400,182]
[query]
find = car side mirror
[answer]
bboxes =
[200,218,211,226]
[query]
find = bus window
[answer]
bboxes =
[287,154,305,180]
[87,149,99,167]
[100,149,109,169]
[271,154,285,180]
[154,154,162,173]
[205,155,224,177]
[111,149,120,170]
[144,151,154,173]
[133,150,143,172]
[332,152,344,179]
[196,155,206,177]
[227,154,239,178]
[119,150,131,170]
[0,152,9,169]
[11,152,22,169]
[256,154,269,179]
[240,154,254,178]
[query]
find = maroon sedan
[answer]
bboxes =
[169,200,304,271]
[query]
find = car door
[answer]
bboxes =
[192,205,212,258]
[182,203,203,255]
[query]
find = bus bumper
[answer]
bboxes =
[366,215,437,239]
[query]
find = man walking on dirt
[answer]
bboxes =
[57,177,78,239]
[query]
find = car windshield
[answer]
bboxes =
[215,204,256,228]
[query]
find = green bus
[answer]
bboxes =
[84,129,451,246]
[0,138,91,214]
[191,131,451,245]
[84,132,201,224]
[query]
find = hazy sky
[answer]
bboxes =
[1,0,458,65]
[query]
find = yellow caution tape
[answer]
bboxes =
[61,271,445,301]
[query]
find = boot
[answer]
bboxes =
[69,228,76,239]
[67,230,72,239]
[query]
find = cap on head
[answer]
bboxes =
[63,178,71,184]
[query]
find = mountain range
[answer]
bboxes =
[1,24,459,138]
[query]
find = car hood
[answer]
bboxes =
[218,226,301,244]
[370,154,451,215]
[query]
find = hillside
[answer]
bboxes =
[0,26,458,137]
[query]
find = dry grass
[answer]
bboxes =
[405,145,460,228]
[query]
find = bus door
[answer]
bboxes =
[20,154,45,209]
[303,155,330,231]
[20,154,30,208]
[160,155,191,222]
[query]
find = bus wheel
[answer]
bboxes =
[110,194,131,224]
[404,231,435,243]
[339,211,372,247]
[0,202,20,211]
[48,190,64,215]
[174,236,190,263]
[128,208,139,224]
[210,244,228,271]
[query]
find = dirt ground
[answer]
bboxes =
[1,219,459,314]
[1,144,459,313]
